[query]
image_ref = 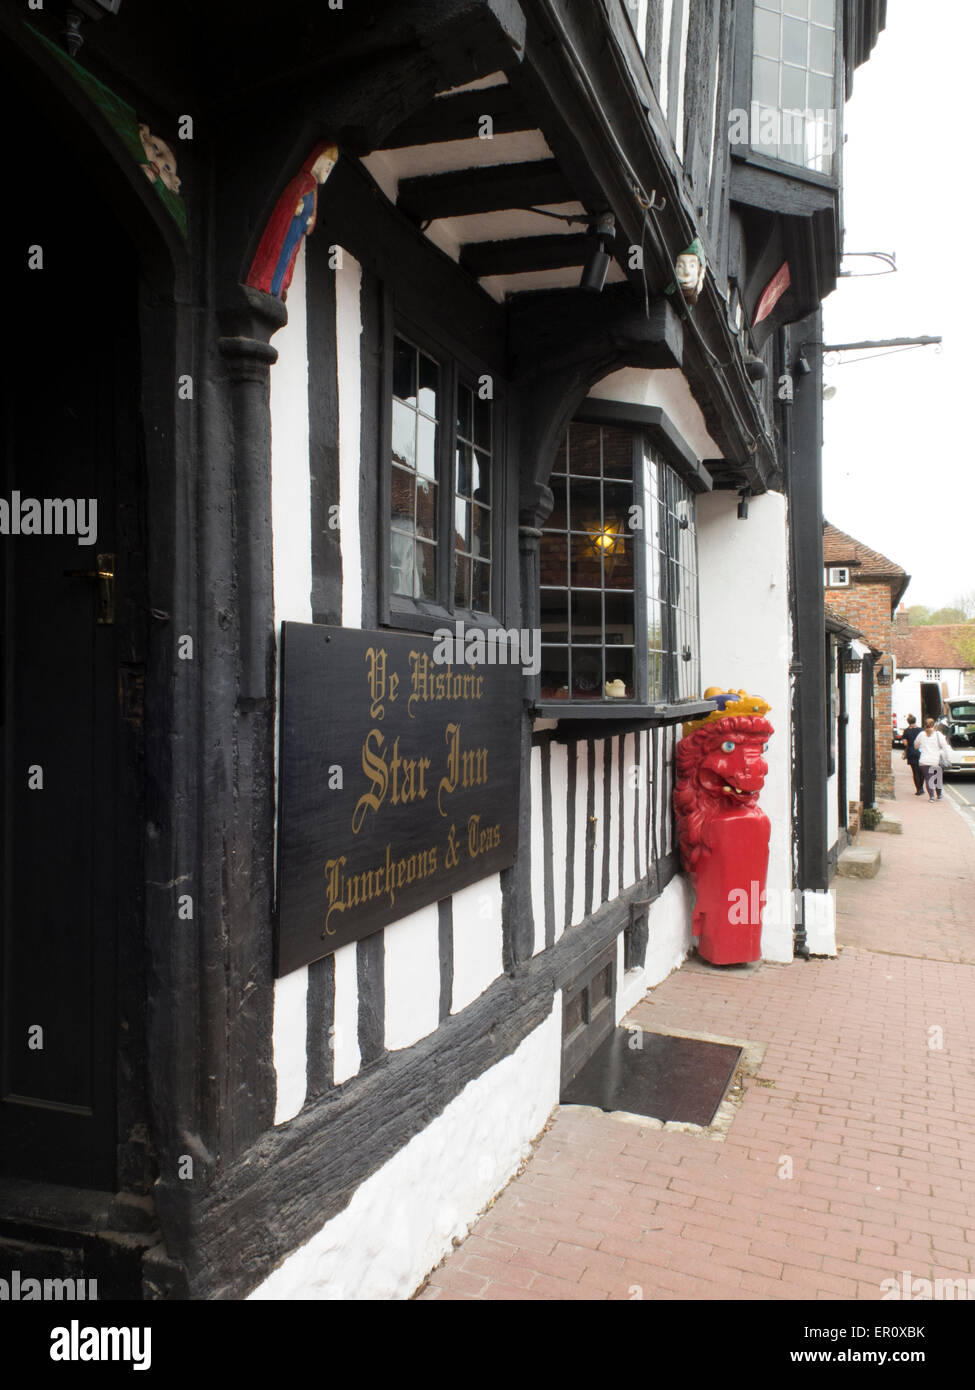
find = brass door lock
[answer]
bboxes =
[63,553,115,624]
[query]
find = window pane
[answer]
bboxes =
[570,648,602,698]
[782,16,807,63]
[783,0,808,15]
[810,0,834,23]
[601,426,634,480]
[471,448,490,503]
[473,503,491,559]
[456,443,472,497]
[753,56,779,105]
[573,590,603,643]
[781,64,806,110]
[754,8,780,58]
[473,395,492,450]
[390,533,414,597]
[454,498,470,549]
[540,534,567,587]
[456,383,472,441]
[393,338,416,403]
[416,414,437,480]
[539,646,569,700]
[418,352,438,416]
[566,428,601,477]
[454,553,470,609]
[416,479,436,539]
[415,540,436,599]
[809,23,834,73]
[390,465,414,528]
[392,400,416,469]
[605,593,634,645]
[472,561,491,613]
[570,533,602,590]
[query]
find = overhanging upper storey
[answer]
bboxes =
[728,0,887,343]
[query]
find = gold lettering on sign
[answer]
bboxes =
[323,842,440,932]
[468,814,502,858]
[352,730,432,833]
[365,646,398,720]
[437,723,489,816]
[408,652,484,718]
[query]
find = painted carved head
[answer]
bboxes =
[674,238,706,303]
[138,124,181,194]
[681,716,773,803]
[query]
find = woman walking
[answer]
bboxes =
[915,718,953,802]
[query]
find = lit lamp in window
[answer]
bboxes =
[587,522,624,556]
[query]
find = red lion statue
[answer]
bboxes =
[674,693,773,965]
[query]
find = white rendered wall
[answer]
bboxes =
[530,746,546,955]
[335,252,363,629]
[247,1001,561,1301]
[588,367,721,463]
[269,240,313,1123]
[846,661,864,815]
[696,489,793,963]
[451,875,504,1013]
[827,768,839,852]
[617,873,694,1021]
[384,904,441,1052]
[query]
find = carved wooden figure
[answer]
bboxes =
[674,690,773,964]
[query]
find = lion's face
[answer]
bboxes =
[696,731,769,803]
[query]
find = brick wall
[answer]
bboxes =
[825,578,895,799]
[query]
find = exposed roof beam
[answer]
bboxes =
[380,86,529,148]
[460,231,592,277]
[397,158,574,221]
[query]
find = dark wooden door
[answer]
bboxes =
[1,72,143,1189]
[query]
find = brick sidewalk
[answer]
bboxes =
[417,762,975,1300]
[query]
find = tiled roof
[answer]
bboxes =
[893,625,975,671]
[823,521,910,610]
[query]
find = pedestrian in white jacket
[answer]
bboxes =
[915,719,953,801]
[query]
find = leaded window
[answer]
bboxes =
[751,0,837,174]
[539,420,700,706]
[388,331,495,619]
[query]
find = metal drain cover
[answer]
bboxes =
[560,1028,742,1126]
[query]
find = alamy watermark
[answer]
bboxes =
[0,491,97,546]
[881,1270,974,1301]
[727,883,834,927]
[0,1269,97,1300]
[433,621,540,677]
[728,103,836,158]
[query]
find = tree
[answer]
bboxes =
[929,606,967,625]
[951,591,975,621]
[906,604,932,625]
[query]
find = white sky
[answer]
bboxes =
[821,0,973,610]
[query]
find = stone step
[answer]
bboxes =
[874,814,903,835]
[837,847,881,879]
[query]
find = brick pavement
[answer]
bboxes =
[417,762,975,1300]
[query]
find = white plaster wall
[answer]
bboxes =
[571,743,588,925]
[550,742,569,939]
[803,888,837,957]
[247,1001,561,1301]
[530,746,546,955]
[588,367,721,464]
[592,740,605,908]
[451,875,504,1013]
[846,665,863,815]
[271,967,308,1125]
[335,253,363,629]
[827,769,840,852]
[384,903,441,1053]
[617,873,694,1021]
[607,736,620,901]
[622,732,636,889]
[696,489,793,963]
[269,240,313,1123]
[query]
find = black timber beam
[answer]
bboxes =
[397,158,574,221]
[379,85,530,148]
[460,231,591,277]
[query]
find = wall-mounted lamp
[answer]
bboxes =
[587,522,625,556]
[795,355,812,376]
[580,214,616,293]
